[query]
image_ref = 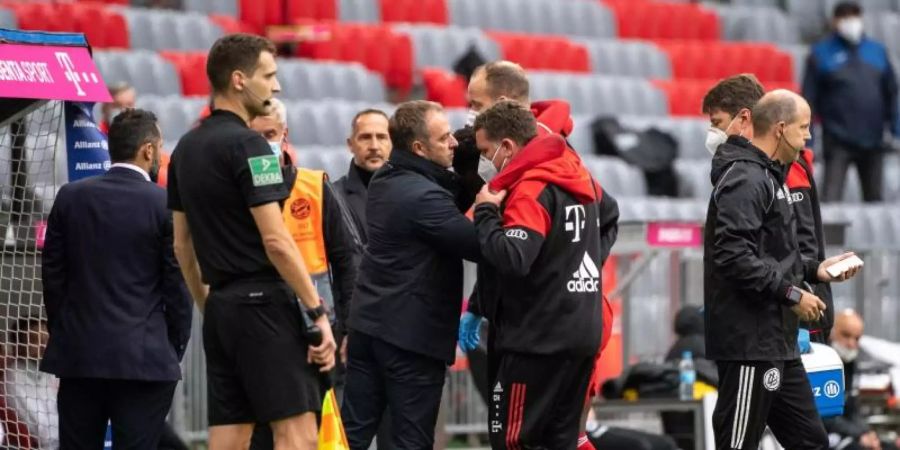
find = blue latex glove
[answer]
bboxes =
[798,328,811,354]
[458,312,482,353]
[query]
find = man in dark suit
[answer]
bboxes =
[341,101,480,448]
[41,108,192,450]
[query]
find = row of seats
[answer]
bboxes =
[1,1,129,48]
[602,0,721,41]
[486,32,591,73]
[393,24,500,73]
[447,0,616,38]
[653,78,800,117]
[120,8,223,51]
[294,22,414,91]
[656,41,795,84]
[711,4,801,44]
[94,51,387,102]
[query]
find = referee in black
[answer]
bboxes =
[704,89,860,450]
[168,34,335,450]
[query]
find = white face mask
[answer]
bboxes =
[837,17,864,44]
[705,127,728,156]
[268,140,282,157]
[477,142,506,182]
[705,114,743,156]
[465,109,478,127]
[832,340,859,363]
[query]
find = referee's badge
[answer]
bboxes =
[763,368,781,391]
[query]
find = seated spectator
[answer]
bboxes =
[3,316,58,449]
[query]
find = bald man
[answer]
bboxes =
[704,90,862,449]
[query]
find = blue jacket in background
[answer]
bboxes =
[802,33,899,150]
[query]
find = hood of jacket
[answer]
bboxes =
[532,99,574,137]
[488,133,599,203]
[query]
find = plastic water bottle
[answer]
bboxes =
[679,351,696,401]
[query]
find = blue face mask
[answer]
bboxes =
[268,140,282,157]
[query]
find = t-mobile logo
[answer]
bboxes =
[564,205,586,242]
[55,52,85,97]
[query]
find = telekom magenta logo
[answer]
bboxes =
[55,51,100,97]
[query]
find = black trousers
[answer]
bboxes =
[488,352,594,450]
[341,331,446,450]
[712,360,828,450]
[58,378,177,450]
[822,134,884,202]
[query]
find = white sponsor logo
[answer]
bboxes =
[763,368,781,391]
[493,382,503,393]
[564,204,586,242]
[56,52,86,97]
[791,192,804,203]
[567,252,600,293]
[823,380,841,398]
[505,229,528,240]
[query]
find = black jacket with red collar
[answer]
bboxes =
[473,133,619,357]
[786,150,834,342]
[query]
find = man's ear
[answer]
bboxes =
[411,140,426,157]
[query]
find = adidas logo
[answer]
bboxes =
[567,252,600,293]
[493,382,503,393]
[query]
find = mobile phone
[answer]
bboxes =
[826,255,864,278]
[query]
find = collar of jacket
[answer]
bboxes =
[345,161,368,193]
[488,133,567,192]
[386,148,460,192]
[711,135,788,185]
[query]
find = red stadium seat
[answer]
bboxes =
[487,32,591,73]
[209,14,256,35]
[652,79,717,116]
[421,67,466,107]
[380,0,448,25]
[4,2,129,48]
[602,0,720,41]
[238,0,266,33]
[286,0,337,23]
[653,41,794,84]
[160,51,209,96]
[295,22,413,92]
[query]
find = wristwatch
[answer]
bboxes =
[305,303,328,322]
[785,286,802,305]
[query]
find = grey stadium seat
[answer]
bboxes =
[277,60,387,103]
[712,5,801,45]
[447,0,615,38]
[285,101,395,147]
[0,8,17,29]
[780,44,810,87]
[339,0,380,23]
[576,39,672,79]
[529,73,669,117]
[823,0,897,15]
[394,25,501,71]
[136,96,207,141]
[294,148,354,180]
[567,115,598,155]
[122,9,222,51]
[581,155,647,198]
[729,0,779,7]
[674,159,712,200]
[785,0,829,42]
[182,0,238,16]
[93,51,181,96]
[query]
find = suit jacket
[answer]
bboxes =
[40,167,192,381]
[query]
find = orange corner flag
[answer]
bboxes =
[318,389,349,450]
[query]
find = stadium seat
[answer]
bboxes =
[421,68,467,107]
[711,5,801,44]
[654,41,794,84]
[182,0,239,16]
[380,0,448,24]
[447,0,616,38]
[4,2,129,48]
[486,32,591,73]
[295,148,354,179]
[581,155,648,198]
[338,0,380,22]
[567,115,598,155]
[278,59,387,102]
[159,52,210,96]
[784,0,829,43]
[285,101,394,146]
[674,159,712,199]
[93,51,182,96]
[286,0,338,23]
[0,7,15,29]
[602,0,720,40]
[208,14,256,34]
[527,73,669,117]
[394,24,500,72]
[295,22,413,92]
[136,96,208,141]
[576,38,672,79]
[238,0,266,33]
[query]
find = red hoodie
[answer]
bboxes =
[472,133,619,356]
